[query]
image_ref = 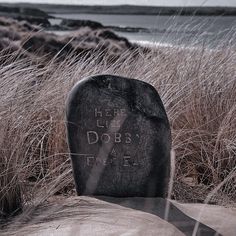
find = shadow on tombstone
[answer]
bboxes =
[66,75,221,236]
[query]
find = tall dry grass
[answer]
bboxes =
[0,42,235,221]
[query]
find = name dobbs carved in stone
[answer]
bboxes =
[66,75,171,197]
[87,108,132,145]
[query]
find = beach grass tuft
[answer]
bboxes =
[0,42,236,219]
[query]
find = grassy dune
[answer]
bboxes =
[0,40,236,221]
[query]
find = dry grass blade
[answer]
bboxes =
[0,40,235,223]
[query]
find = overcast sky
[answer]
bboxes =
[1,0,236,7]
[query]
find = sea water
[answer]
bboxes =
[51,14,236,47]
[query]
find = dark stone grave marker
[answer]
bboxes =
[66,75,171,197]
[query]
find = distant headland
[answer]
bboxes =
[1,3,236,16]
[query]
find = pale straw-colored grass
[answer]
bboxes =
[0,41,235,221]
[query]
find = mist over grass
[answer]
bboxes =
[0,36,236,225]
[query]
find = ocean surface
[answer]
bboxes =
[51,14,236,47]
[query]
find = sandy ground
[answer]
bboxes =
[173,201,236,236]
[1,196,236,236]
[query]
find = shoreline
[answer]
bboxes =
[0,4,235,50]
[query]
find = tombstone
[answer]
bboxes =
[66,74,171,197]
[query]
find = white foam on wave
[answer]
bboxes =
[131,39,213,51]
[132,40,174,48]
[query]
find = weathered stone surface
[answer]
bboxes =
[66,75,171,197]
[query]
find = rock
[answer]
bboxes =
[60,19,103,30]
[0,16,138,65]
[109,25,150,33]
[66,75,171,197]
[15,16,51,27]
[0,5,51,28]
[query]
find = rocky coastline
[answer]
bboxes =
[0,4,153,34]
[0,5,144,65]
